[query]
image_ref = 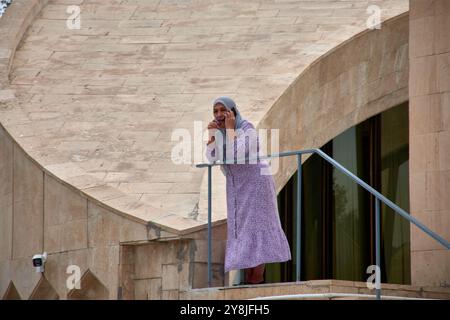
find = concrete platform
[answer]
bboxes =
[180,279,450,300]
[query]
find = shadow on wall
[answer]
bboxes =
[29,276,59,300]
[67,269,109,300]
[2,281,21,300]
[2,270,109,300]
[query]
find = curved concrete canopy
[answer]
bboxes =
[0,0,409,232]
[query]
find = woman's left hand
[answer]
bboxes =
[224,110,235,130]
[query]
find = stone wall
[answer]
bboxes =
[0,0,228,299]
[409,0,450,287]
[0,0,49,86]
[121,224,228,300]
[258,12,410,194]
[0,120,228,299]
[0,121,149,299]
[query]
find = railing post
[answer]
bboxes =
[375,198,381,300]
[207,165,212,287]
[296,153,302,282]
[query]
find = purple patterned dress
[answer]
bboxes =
[205,120,292,272]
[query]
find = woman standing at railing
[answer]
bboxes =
[205,96,291,285]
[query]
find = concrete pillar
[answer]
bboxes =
[409,0,450,287]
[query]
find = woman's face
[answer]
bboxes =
[213,103,228,128]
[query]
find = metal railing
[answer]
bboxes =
[196,148,450,300]
[249,293,436,300]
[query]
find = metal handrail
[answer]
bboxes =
[249,293,436,300]
[196,148,450,300]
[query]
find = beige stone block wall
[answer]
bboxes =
[409,0,450,287]
[0,123,13,296]
[122,223,228,300]
[0,0,51,298]
[0,123,153,299]
[0,117,221,298]
[0,0,50,86]
[258,13,409,194]
[44,174,88,253]
[67,270,109,300]
[29,276,59,300]
[12,143,44,260]
[127,241,194,299]
[185,223,228,289]
[0,114,225,300]
[43,249,90,300]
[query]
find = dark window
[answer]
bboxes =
[265,102,410,285]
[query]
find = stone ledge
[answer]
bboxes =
[180,279,450,300]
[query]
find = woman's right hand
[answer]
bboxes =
[207,120,219,144]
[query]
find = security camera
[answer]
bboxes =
[32,252,47,273]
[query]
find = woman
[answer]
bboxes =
[205,96,291,285]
